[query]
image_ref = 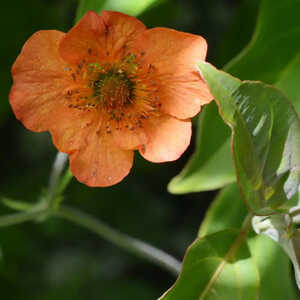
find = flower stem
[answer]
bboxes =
[0,209,47,227]
[57,168,73,195]
[1,152,181,276]
[48,152,69,202]
[52,168,73,208]
[48,152,73,209]
[0,204,181,276]
[53,205,181,276]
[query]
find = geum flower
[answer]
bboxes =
[10,11,212,187]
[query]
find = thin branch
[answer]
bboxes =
[53,205,181,276]
[0,209,47,227]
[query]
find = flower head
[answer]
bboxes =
[10,11,212,187]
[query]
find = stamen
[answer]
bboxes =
[63,53,161,133]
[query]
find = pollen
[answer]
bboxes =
[63,50,162,134]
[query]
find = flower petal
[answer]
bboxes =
[59,11,106,64]
[49,109,99,154]
[59,10,146,64]
[50,111,134,186]
[133,28,213,119]
[112,126,147,150]
[69,128,134,187]
[9,30,69,132]
[139,115,192,163]
[100,11,146,58]
[110,105,148,150]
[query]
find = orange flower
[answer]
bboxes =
[10,11,212,187]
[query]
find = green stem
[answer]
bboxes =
[54,205,181,276]
[1,151,181,276]
[0,209,47,227]
[0,204,181,276]
[48,152,68,196]
[47,152,73,209]
[56,168,73,195]
[52,168,73,208]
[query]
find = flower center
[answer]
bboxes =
[92,70,135,111]
[63,50,162,134]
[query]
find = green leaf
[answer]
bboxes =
[198,62,300,214]
[215,0,260,67]
[168,103,235,193]
[169,0,300,194]
[158,229,259,300]
[76,0,160,22]
[225,0,300,83]
[199,183,248,237]
[200,183,299,299]
[226,0,300,131]
[248,234,300,299]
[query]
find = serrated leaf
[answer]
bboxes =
[169,0,300,194]
[158,229,259,300]
[198,62,300,214]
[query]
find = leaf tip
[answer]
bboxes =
[167,176,182,194]
[196,61,213,82]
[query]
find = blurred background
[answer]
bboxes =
[0,0,259,299]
